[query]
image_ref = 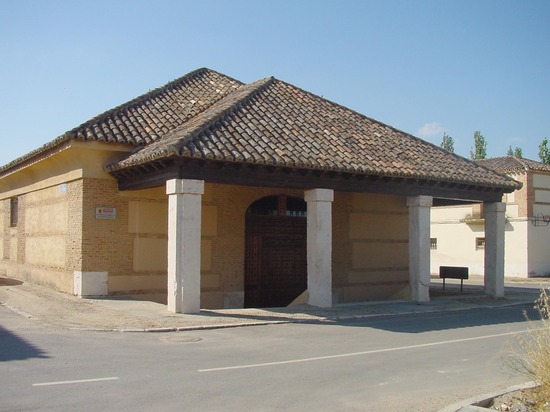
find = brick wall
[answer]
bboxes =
[81,178,133,284]
[511,173,530,218]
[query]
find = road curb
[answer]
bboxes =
[437,381,539,412]
[58,299,535,333]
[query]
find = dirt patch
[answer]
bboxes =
[488,387,549,411]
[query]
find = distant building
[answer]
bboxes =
[0,68,520,313]
[431,156,550,278]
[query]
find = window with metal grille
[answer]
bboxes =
[476,237,485,251]
[10,197,18,227]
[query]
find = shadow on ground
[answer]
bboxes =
[0,325,49,362]
[0,278,23,287]
[190,283,542,333]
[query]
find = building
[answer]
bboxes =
[431,156,550,278]
[0,68,520,313]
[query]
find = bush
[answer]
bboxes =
[507,287,550,409]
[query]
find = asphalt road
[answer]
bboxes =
[0,303,540,412]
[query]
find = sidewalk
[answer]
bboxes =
[1,275,546,332]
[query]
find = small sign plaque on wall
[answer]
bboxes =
[95,207,117,220]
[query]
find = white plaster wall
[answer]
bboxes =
[430,220,485,275]
[507,204,520,219]
[535,189,550,204]
[527,223,550,277]
[533,173,550,188]
[431,218,529,278]
[431,171,550,279]
[504,220,528,277]
[431,206,471,222]
[526,171,550,276]
[534,204,550,216]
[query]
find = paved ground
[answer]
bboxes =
[2,275,549,411]
[1,275,548,332]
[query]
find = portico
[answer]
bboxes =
[162,178,508,314]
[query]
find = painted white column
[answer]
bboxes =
[484,202,506,298]
[166,179,204,314]
[305,188,334,308]
[407,195,433,303]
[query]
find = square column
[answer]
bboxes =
[407,195,433,303]
[166,179,204,314]
[305,188,334,308]
[484,202,506,298]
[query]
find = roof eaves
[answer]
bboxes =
[273,79,521,191]
[0,133,72,177]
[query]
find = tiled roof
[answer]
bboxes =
[0,67,521,191]
[0,68,241,174]
[107,76,520,190]
[67,68,242,145]
[477,156,550,174]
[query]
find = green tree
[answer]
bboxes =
[470,131,487,160]
[440,133,455,153]
[508,145,523,158]
[540,138,550,164]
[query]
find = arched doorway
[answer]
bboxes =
[244,195,307,308]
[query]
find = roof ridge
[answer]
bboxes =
[106,76,276,170]
[178,77,275,154]
[511,155,530,171]
[480,156,537,171]
[67,68,244,140]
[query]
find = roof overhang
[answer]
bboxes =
[109,157,510,204]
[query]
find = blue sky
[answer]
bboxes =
[1,0,549,167]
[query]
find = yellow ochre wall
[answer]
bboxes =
[333,192,410,303]
[113,185,411,308]
[0,141,129,292]
[1,141,413,307]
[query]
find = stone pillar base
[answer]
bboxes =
[74,271,108,297]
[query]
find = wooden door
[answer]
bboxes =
[244,196,307,308]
